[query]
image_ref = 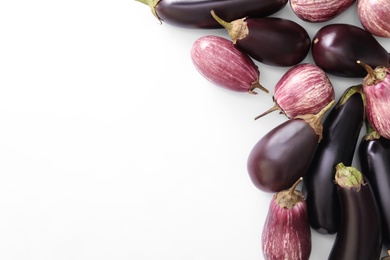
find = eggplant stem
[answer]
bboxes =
[210,10,232,31]
[249,81,269,95]
[357,60,375,77]
[254,104,280,120]
[288,177,303,196]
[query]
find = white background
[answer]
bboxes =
[0,1,389,259]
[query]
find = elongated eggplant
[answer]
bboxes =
[247,101,334,192]
[211,11,310,66]
[359,122,390,249]
[328,163,382,260]
[136,0,288,29]
[312,23,390,77]
[302,86,365,234]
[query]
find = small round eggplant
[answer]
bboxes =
[255,63,335,120]
[247,101,334,192]
[211,11,311,66]
[328,163,382,260]
[312,23,390,77]
[262,178,311,260]
[191,35,268,94]
[136,0,288,29]
[359,122,390,249]
[302,86,365,234]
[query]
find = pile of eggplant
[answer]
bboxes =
[136,0,390,259]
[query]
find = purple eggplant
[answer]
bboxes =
[302,86,365,234]
[312,23,390,77]
[359,122,390,249]
[211,11,310,66]
[328,163,382,260]
[136,0,288,29]
[191,35,268,94]
[247,101,334,192]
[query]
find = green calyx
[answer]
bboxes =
[136,0,161,22]
[334,162,366,191]
[357,60,388,86]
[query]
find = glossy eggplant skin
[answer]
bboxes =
[328,176,382,260]
[155,0,288,28]
[247,119,318,192]
[237,18,310,66]
[302,92,364,234]
[312,23,390,77]
[359,135,390,249]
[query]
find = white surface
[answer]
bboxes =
[0,1,389,259]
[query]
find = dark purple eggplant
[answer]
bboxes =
[247,101,334,192]
[328,163,382,260]
[312,23,390,77]
[302,86,365,234]
[136,0,288,29]
[359,122,390,249]
[211,11,310,66]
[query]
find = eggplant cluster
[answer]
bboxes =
[136,0,390,258]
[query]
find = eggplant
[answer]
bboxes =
[136,0,288,29]
[359,122,390,249]
[211,11,311,66]
[328,163,382,260]
[302,86,365,234]
[247,101,334,192]
[312,23,390,77]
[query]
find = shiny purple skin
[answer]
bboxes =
[262,194,311,260]
[329,174,382,260]
[290,0,355,23]
[236,17,310,66]
[363,68,390,139]
[247,119,318,192]
[359,134,390,249]
[302,91,365,235]
[191,35,266,94]
[273,63,334,118]
[312,23,390,77]
[154,0,288,29]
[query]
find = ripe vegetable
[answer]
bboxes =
[359,122,390,249]
[289,0,355,23]
[359,61,390,139]
[255,63,334,120]
[312,23,390,77]
[211,10,310,66]
[262,177,311,260]
[328,163,382,260]
[302,86,365,234]
[247,101,334,192]
[191,35,268,94]
[357,0,390,38]
[136,0,288,29]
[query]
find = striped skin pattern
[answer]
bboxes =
[358,0,390,38]
[262,196,311,260]
[273,63,335,118]
[289,0,355,22]
[364,68,390,139]
[191,35,266,94]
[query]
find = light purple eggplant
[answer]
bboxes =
[262,177,311,260]
[191,35,268,94]
[255,63,335,120]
